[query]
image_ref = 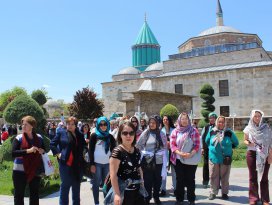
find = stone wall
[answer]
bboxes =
[133,92,192,117]
[152,65,272,118]
[178,33,262,53]
[163,48,270,73]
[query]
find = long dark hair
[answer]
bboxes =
[116,122,137,146]
[162,115,175,129]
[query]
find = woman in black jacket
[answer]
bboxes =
[89,116,116,205]
[50,116,86,205]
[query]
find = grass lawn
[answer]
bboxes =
[0,156,60,197]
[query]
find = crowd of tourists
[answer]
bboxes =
[10,109,272,205]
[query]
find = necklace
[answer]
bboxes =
[121,144,134,153]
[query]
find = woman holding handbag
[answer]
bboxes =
[12,115,45,205]
[170,112,201,205]
[243,110,272,205]
[50,116,86,205]
[205,115,239,201]
[136,115,167,205]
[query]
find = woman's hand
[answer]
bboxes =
[38,148,45,154]
[27,146,38,154]
[114,193,121,205]
[182,152,191,159]
[90,165,96,174]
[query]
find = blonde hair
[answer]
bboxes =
[21,116,37,128]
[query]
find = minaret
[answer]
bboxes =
[216,0,224,26]
[132,15,161,72]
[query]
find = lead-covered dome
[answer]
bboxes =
[198,26,241,37]
[117,66,139,75]
[145,62,163,71]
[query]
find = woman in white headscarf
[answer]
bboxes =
[243,110,272,205]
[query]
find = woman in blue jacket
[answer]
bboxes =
[205,116,239,201]
[50,117,86,205]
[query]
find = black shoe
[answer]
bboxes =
[159,190,166,197]
[189,202,195,205]
[209,193,216,200]
[222,194,229,200]
[146,199,150,205]
[154,198,162,205]
[175,201,183,205]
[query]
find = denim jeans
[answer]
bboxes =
[92,163,109,204]
[59,162,82,205]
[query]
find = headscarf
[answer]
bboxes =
[243,110,272,178]
[211,116,227,147]
[209,112,218,119]
[174,113,194,148]
[140,115,164,149]
[95,116,111,154]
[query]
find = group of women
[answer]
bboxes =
[11,109,272,205]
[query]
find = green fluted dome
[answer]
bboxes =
[132,21,161,72]
[134,22,159,45]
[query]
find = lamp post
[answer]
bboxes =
[230,113,236,131]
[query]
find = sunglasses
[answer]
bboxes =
[121,131,135,136]
[99,123,107,127]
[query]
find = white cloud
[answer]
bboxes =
[42,84,51,88]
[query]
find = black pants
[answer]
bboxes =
[175,160,197,202]
[13,171,41,205]
[122,189,146,205]
[143,163,162,201]
[203,148,209,185]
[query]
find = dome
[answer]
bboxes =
[145,62,163,71]
[198,26,241,36]
[117,66,139,75]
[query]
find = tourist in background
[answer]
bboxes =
[170,113,201,205]
[130,116,142,141]
[89,116,116,205]
[1,127,9,142]
[12,116,45,205]
[140,118,148,131]
[160,115,176,196]
[243,110,272,205]
[109,119,118,137]
[81,123,91,144]
[201,112,217,188]
[205,116,239,200]
[50,117,86,205]
[48,122,56,140]
[136,116,167,205]
[105,121,147,205]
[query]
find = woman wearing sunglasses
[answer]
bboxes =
[105,121,147,205]
[89,116,116,205]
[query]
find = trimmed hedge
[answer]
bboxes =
[160,104,179,122]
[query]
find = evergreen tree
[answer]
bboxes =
[199,83,215,127]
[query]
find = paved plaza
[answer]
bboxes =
[0,168,271,205]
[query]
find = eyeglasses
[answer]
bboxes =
[121,131,135,136]
[99,123,107,127]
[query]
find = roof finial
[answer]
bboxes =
[216,0,224,26]
[144,13,147,22]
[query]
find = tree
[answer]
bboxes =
[31,89,47,106]
[160,104,179,122]
[0,87,27,116]
[3,95,45,133]
[199,83,215,128]
[69,86,104,120]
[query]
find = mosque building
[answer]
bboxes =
[102,0,272,127]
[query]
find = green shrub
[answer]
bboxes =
[199,83,216,124]
[31,90,47,106]
[0,136,15,162]
[198,119,208,128]
[160,104,179,122]
[3,95,45,133]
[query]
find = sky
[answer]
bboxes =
[0,0,272,103]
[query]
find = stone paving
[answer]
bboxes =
[0,168,271,205]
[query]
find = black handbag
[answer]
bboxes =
[82,146,93,178]
[223,156,232,165]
